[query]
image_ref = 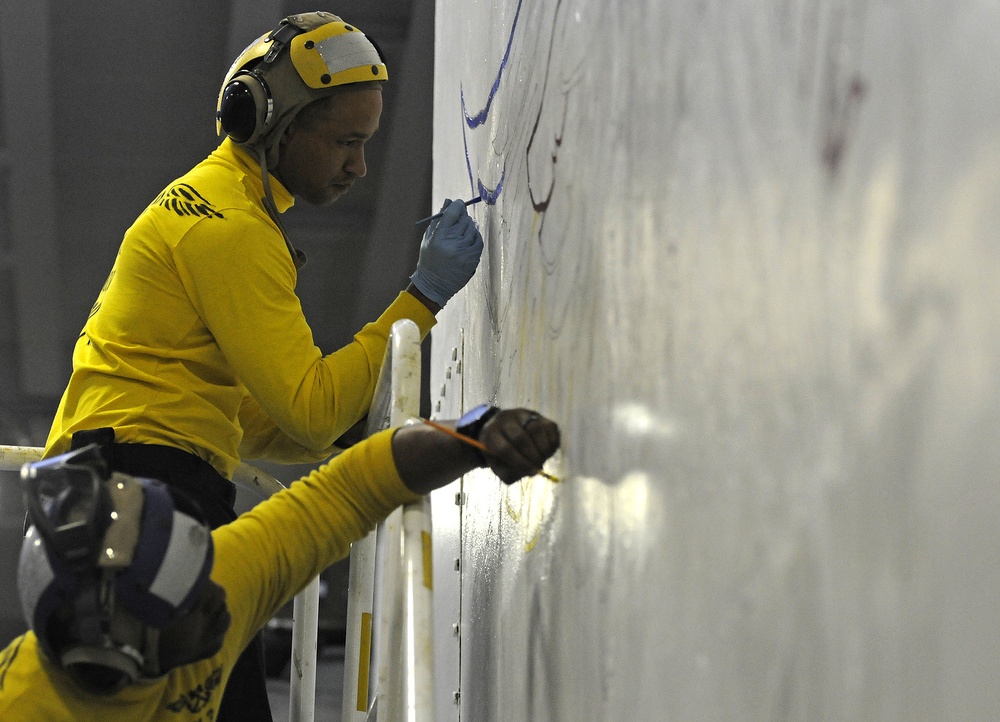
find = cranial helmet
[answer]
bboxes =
[17,445,215,694]
[217,11,388,170]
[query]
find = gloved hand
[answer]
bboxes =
[479,409,561,485]
[392,407,561,494]
[410,198,484,307]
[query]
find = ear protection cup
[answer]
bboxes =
[217,71,273,146]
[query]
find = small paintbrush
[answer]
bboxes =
[414,196,483,226]
[419,417,560,482]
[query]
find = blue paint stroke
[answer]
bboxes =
[461,86,505,204]
[478,167,505,204]
[461,0,524,129]
[459,0,523,203]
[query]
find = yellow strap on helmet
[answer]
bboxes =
[289,21,387,89]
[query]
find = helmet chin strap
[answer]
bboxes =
[59,602,162,695]
[256,146,307,270]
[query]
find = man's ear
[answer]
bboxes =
[279,119,297,148]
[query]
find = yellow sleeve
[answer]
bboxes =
[210,428,423,649]
[173,212,436,453]
[236,390,341,463]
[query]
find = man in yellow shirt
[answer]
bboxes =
[0,407,560,721]
[41,11,483,721]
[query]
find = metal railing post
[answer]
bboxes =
[289,577,321,722]
[342,319,405,722]
[341,318,436,722]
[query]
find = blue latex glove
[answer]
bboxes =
[410,198,484,307]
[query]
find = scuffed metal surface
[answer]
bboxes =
[432,0,1000,719]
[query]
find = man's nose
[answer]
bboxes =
[346,147,367,178]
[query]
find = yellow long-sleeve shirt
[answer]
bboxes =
[45,138,434,478]
[0,428,422,721]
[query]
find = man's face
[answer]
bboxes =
[275,87,383,206]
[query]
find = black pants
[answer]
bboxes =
[71,429,274,722]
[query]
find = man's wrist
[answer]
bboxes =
[456,404,500,441]
[391,423,484,495]
[405,282,442,314]
[456,404,500,465]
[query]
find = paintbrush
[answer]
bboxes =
[419,417,560,482]
[414,196,483,225]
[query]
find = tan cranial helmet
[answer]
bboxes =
[216,11,388,169]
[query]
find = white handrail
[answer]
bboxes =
[0,446,286,497]
[342,319,402,721]
[342,318,436,722]
[399,496,435,718]
[290,578,321,722]
[0,445,47,471]
[0,446,287,497]
[382,320,435,722]
[342,529,378,718]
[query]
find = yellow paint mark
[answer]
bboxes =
[356,612,372,712]
[503,475,555,552]
[422,530,434,590]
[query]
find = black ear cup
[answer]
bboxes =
[217,73,272,145]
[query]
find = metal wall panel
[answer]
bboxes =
[431,0,1000,719]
